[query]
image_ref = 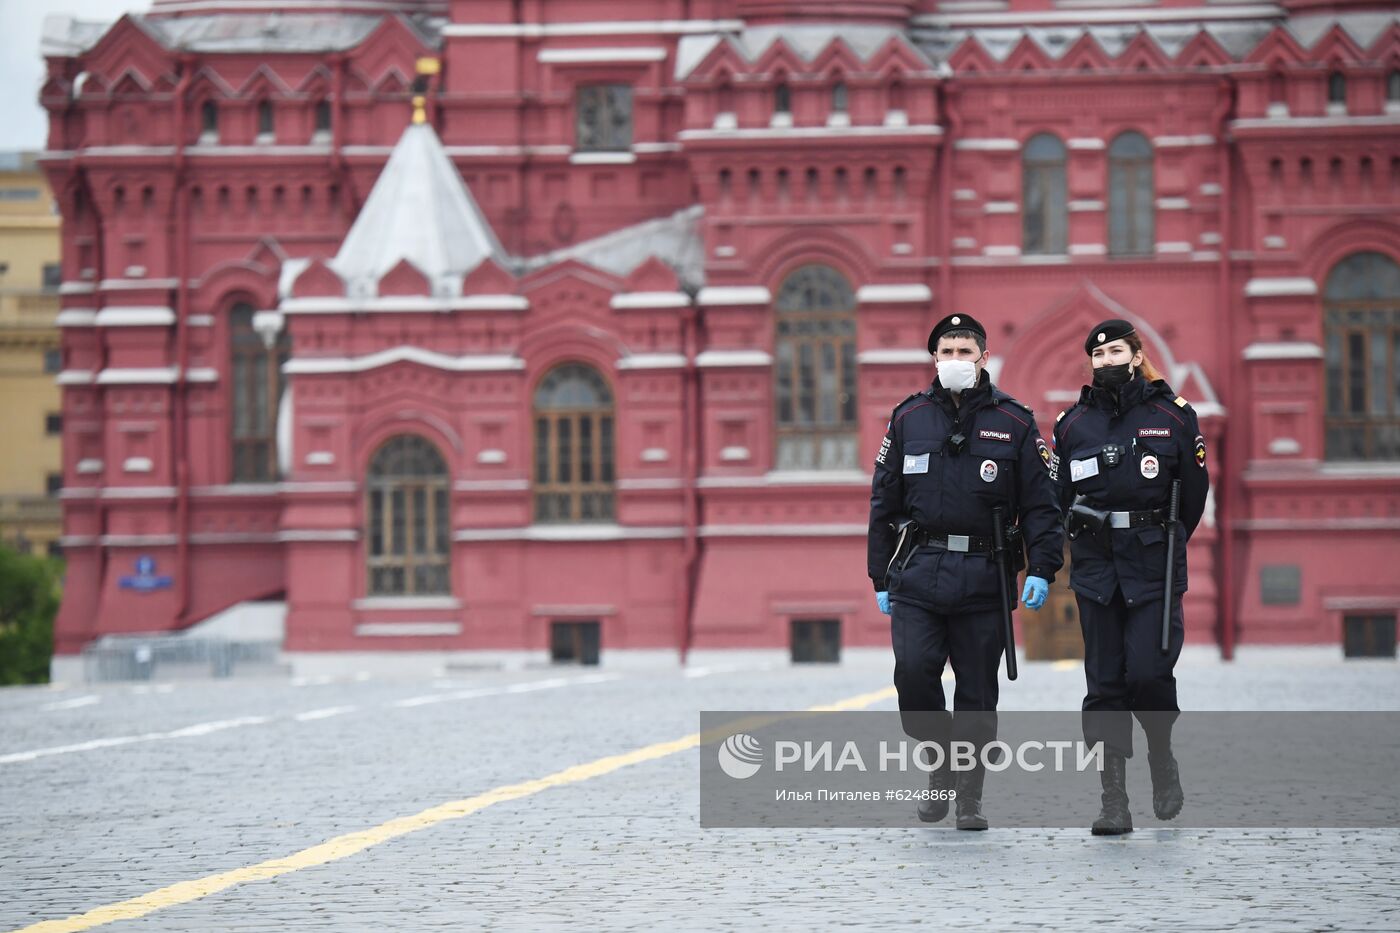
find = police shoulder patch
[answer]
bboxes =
[1174,396,1188,408]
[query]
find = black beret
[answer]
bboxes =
[927,313,986,355]
[1084,319,1136,355]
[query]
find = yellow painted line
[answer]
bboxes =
[12,685,898,933]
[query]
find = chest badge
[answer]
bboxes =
[1140,454,1160,480]
[980,459,999,483]
[903,453,930,475]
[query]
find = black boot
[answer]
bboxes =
[916,755,953,823]
[1091,753,1133,836]
[1148,750,1184,820]
[954,764,989,831]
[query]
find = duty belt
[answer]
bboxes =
[914,529,998,554]
[1107,509,1165,529]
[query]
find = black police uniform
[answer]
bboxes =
[1051,372,1208,761]
[868,317,1063,793]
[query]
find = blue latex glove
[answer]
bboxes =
[876,591,892,616]
[1021,576,1049,611]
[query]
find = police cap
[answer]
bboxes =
[1085,319,1136,355]
[927,313,986,355]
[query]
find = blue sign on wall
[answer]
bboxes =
[119,555,173,592]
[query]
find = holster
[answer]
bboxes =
[1067,496,1111,548]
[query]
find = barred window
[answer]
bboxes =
[576,85,632,152]
[229,302,288,482]
[534,363,615,523]
[1324,251,1400,460]
[1023,133,1067,255]
[1108,131,1154,257]
[774,265,858,471]
[366,435,450,596]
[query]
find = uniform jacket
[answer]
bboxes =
[867,371,1063,613]
[1051,375,1210,608]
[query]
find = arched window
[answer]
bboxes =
[774,265,858,471]
[1324,251,1400,460]
[534,363,615,523]
[1022,133,1067,255]
[257,100,275,140]
[366,435,450,595]
[774,82,791,117]
[200,100,218,142]
[831,81,848,115]
[1108,131,1154,257]
[314,100,332,138]
[229,302,288,482]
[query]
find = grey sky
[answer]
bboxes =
[1,0,142,152]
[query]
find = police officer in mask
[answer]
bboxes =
[1051,319,1209,835]
[869,313,1063,829]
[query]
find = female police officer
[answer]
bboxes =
[1051,319,1209,835]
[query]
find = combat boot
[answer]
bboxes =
[1091,753,1133,835]
[1148,750,1184,820]
[916,751,953,823]
[954,765,988,831]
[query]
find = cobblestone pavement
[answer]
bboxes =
[1,647,1397,931]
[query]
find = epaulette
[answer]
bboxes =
[890,390,928,417]
[1174,396,1189,408]
[1056,410,1066,423]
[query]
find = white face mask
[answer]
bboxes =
[937,359,979,393]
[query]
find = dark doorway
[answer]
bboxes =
[791,618,841,664]
[551,621,601,665]
[1343,614,1397,659]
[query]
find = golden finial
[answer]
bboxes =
[412,57,440,125]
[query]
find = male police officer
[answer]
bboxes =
[868,313,1063,829]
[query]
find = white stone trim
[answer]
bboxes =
[858,349,932,365]
[1262,236,1287,250]
[279,529,359,542]
[1153,135,1215,148]
[1155,197,1191,210]
[678,125,942,142]
[1067,138,1106,150]
[700,523,866,537]
[1242,342,1323,361]
[952,237,978,250]
[697,470,868,489]
[123,457,153,474]
[1069,244,1107,256]
[1199,183,1222,196]
[476,449,507,465]
[353,596,462,610]
[983,245,1021,258]
[539,47,667,64]
[76,458,103,474]
[1268,438,1302,455]
[611,291,690,310]
[97,367,179,385]
[983,201,1018,214]
[101,534,179,546]
[696,286,770,306]
[1244,277,1317,298]
[280,295,529,314]
[284,348,524,375]
[953,189,978,201]
[695,349,772,368]
[1068,200,1105,212]
[59,282,95,295]
[305,451,336,466]
[638,450,671,465]
[56,370,95,385]
[356,623,463,637]
[617,353,688,370]
[1233,115,1400,131]
[954,138,1020,151]
[187,314,214,326]
[1156,242,1193,254]
[452,525,685,542]
[444,19,743,37]
[56,310,97,327]
[856,284,932,304]
[98,277,178,290]
[453,479,530,492]
[719,446,750,462]
[917,4,1279,25]
[1200,232,1222,245]
[95,307,175,327]
[569,151,638,165]
[186,368,218,383]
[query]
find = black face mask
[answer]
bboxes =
[1092,362,1135,389]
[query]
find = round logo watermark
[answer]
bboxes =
[718,733,764,779]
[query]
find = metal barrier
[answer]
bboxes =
[80,634,283,682]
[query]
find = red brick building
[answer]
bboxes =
[38,0,1400,672]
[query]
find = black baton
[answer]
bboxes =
[990,506,1018,681]
[1160,479,1181,654]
